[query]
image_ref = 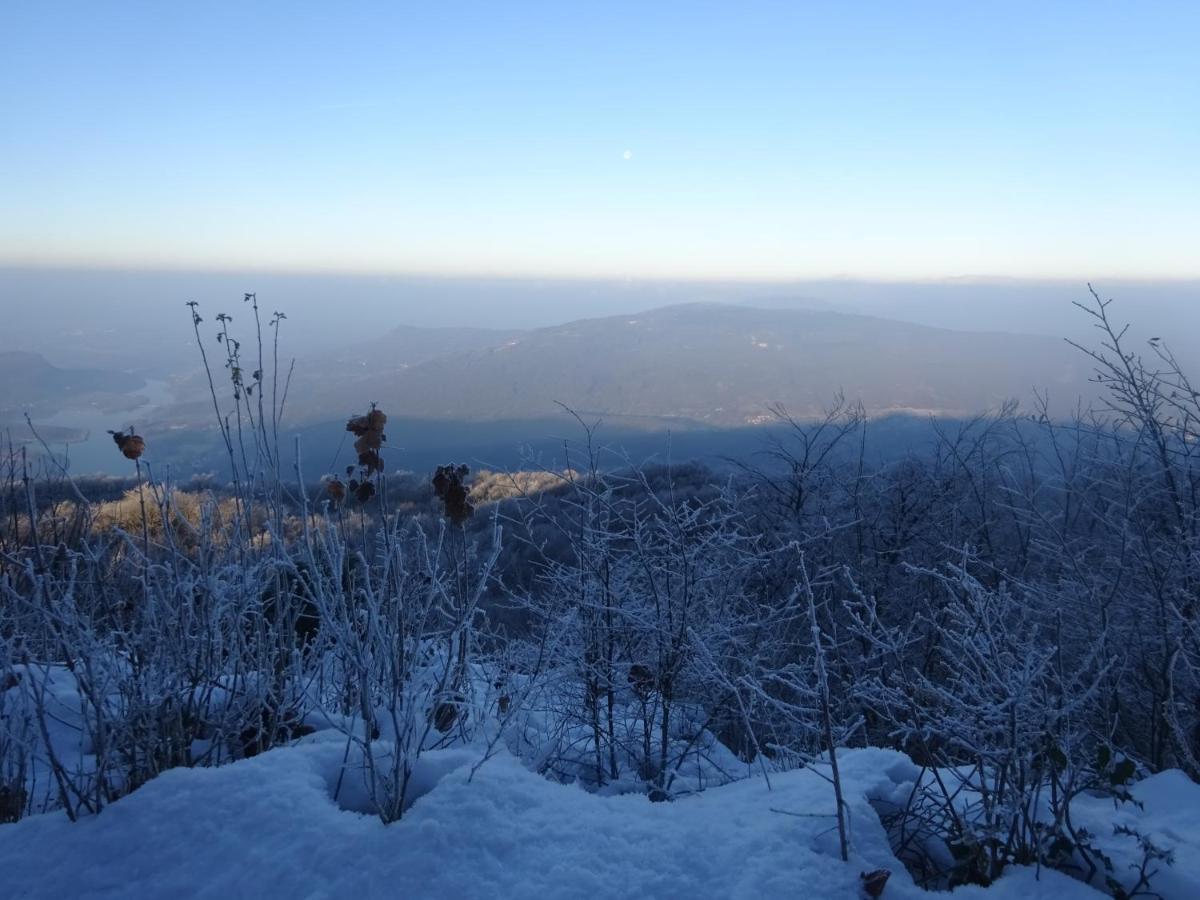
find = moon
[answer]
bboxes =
[622,149,633,161]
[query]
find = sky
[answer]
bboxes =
[2,1,1198,280]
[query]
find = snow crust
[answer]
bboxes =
[0,741,1127,900]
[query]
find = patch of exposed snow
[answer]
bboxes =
[0,744,1115,899]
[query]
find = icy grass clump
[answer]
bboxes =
[1071,769,1200,899]
[503,673,755,797]
[315,735,480,818]
[868,756,1199,899]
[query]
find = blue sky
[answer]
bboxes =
[2,1,1197,279]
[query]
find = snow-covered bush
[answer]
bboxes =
[501,437,813,799]
[843,559,1172,892]
[293,501,506,822]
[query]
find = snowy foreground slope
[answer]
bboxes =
[3,737,1196,900]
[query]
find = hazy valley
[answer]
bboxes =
[3,281,1131,478]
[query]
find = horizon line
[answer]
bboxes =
[3,258,1199,286]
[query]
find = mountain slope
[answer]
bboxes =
[287,304,1095,428]
[0,351,146,420]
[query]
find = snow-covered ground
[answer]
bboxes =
[7,735,1191,900]
[3,662,1198,899]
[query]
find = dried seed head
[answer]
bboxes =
[432,463,474,525]
[860,869,890,898]
[353,433,382,455]
[343,405,388,499]
[358,450,383,475]
[108,430,145,460]
[346,405,387,439]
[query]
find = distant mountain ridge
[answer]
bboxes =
[277,303,1098,428]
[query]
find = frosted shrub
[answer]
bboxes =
[294,502,503,822]
[845,559,1155,889]
[507,442,808,797]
